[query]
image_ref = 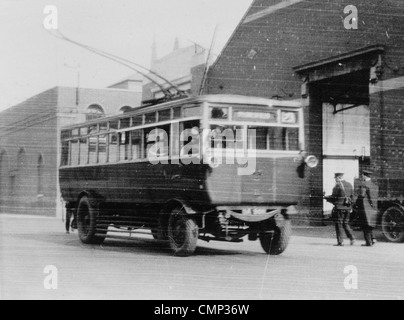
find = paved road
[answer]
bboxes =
[0,214,403,300]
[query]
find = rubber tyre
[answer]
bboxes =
[260,218,292,255]
[77,196,107,245]
[381,206,404,243]
[167,207,198,257]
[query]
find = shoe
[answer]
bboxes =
[362,243,373,247]
[350,239,356,246]
[66,231,70,234]
[334,243,344,247]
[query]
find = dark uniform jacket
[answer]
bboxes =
[328,180,354,211]
[354,178,378,228]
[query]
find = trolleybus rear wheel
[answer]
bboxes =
[167,207,199,257]
[259,217,292,255]
[77,196,107,245]
[381,206,404,243]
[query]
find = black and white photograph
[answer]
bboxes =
[1,0,404,303]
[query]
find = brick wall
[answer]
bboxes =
[206,0,404,218]
[0,88,58,215]
[207,0,404,99]
[0,87,143,216]
[370,88,404,180]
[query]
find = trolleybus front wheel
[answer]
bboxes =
[381,206,404,243]
[77,196,107,245]
[167,207,199,257]
[259,216,292,255]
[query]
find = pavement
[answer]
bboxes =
[0,213,403,300]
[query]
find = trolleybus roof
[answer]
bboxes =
[61,94,303,131]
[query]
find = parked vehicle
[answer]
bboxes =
[59,94,318,256]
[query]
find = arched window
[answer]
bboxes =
[17,148,26,171]
[119,106,134,114]
[0,150,8,206]
[15,148,26,199]
[37,155,44,196]
[86,104,105,121]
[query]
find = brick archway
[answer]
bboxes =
[294,45,384,223]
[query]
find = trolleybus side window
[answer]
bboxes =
[109,120,119,130]
[119,131,131,161]
[145,124,170,159]
[61,136,69,166]
[120,117,131,129]
[79,138,88,165]
[89,136,98,164]
[210,125,243,150]
[132,115,143,127]
[88,125,98,164]
[248,126,300,151]
[158,109,171,122]
[145,112,156,124]
[180,120,200,158]
[100,122,108,132]
[71,140,79,166]
[131,129,143,160]
[98,134,107,163]
[61,131,71,167]
[109,133,118,163]
[173,107,182,119]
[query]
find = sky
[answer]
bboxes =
[0,0,253,111]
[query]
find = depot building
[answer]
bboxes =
[205,0,404,222]
[0,86,142,216]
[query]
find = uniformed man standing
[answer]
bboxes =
[354,170,379,247]
[325,173,355,246]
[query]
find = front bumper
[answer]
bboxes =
[216,205,297,223]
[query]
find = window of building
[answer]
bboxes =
[120,106,133,114]
[16,148,26,198]
[86,105,105,121]
[0,151,8,205]
[37,155,44,196]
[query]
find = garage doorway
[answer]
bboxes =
[294,46,384,221]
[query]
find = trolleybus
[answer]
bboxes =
[59,94,318,256]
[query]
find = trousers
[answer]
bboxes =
[65,208,76,233]
[334,209,355,244]
[363,226,374,246]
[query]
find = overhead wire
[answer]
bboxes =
[46,29,186,99]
